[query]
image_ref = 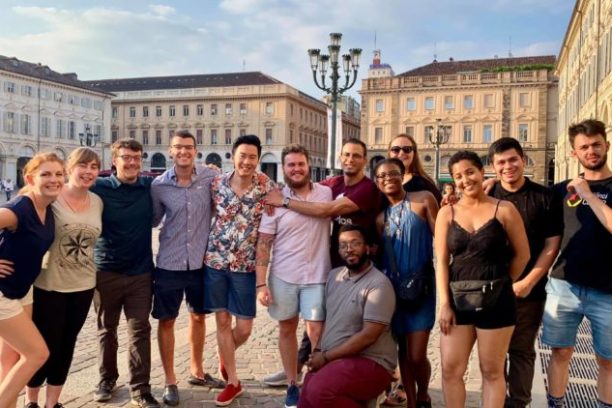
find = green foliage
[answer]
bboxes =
[481,64,555,73]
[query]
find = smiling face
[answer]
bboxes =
[112,147,142,184]
[375,162,404,196]
[27,161,65,200]
[283,152,310,189]
[388,136,414,172]
[451,159,485,197]
[492,148,525,186]
[233,143,259,178]
[68,159,99,189]
[571,133,610,171]
[340,142,367,176]
[169,135,197,169]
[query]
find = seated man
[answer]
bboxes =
[299,224,397,408]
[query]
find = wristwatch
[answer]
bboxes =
[282,197,290,208]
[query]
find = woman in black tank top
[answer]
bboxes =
[433,151,530,408]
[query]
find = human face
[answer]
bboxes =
[375,163,404,196]
[388,136,414,172]
[571,134,610,171]
[338,230,369,271]
[451,159,484,197]
[169,136,196,169]
[27,161,65,200]
[283,152,310,189]
[492,149,525,186]
[233,143,259,178]
[444,184,455,195]
[112,147,142,183]
[69,160,99,189]
[340,143,366,176]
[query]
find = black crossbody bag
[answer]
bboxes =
[449,276,508,312]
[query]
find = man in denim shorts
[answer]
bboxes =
[543,119,612,408]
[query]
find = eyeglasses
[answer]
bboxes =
[118,155,142,163]
[389,146,414,154]
[171,144,195,151]
[375,170,402,180]
[339,240,365,251]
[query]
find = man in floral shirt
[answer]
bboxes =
[204,135,275,406]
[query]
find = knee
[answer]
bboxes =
[279,322,298,338]
[479,360,504,382]
[234,324,252,343]
[441,360,466,382]
[27,345,49,368]
[551,347,574,364]
[190,313,205,325]
[596,356,612,372]
[159,318,176,330]
[216,313,232,333]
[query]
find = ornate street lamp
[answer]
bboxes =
[308,33,361,175]
[79,124,99,147]
[428,118,450,187]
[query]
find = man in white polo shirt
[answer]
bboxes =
[255,144,332,408]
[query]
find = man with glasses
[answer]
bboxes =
[150,131,224,406]
[91,139,160,407]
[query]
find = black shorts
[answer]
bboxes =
[152,267,207,320]
[453,280,517,329]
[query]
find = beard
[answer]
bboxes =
[580,155,608,171]
[343,252,370,271]
[284,173,310,189]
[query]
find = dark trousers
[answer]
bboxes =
[28,287,94,387]
[94,271,152,396]
[505,298,546,408]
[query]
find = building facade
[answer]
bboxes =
[87,72,360,182]
[0,56,113,185]
[555,0,612,181]
[360,55,558,186]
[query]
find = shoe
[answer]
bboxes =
[162,385,180,406]
[416,400,432,408]
[188,373,226,389]
[93,380,116,402]
[263,370,303,387]
[284,383,299,408]
[131,392,161,408]
[219,362,228,382]
[25,403,40,408]
[52,405,65,408]
[215,382,243,407]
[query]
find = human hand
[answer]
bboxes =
[256,286,273,307]
[265,189,284,207]
[512,279,533,298]
[438,303,456,335]
[482,178,497,195]
[306,351,327,372]
[567,177,592,199]
[0,259,14,278]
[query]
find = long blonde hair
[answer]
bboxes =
[388,134,435,185]
[19,152,65,194]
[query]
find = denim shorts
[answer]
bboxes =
[203,266,256,319]
[542,277,612,360]
[267,273,325,322]
[152,268,207,320]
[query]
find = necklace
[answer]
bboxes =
[61,191,90,213]
[387,193,408,239]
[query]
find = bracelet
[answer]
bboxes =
[256,283,267,289]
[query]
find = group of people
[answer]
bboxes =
[0,118,609,408]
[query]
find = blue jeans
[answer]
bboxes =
[203,266,256,319]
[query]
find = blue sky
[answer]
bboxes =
[0,0,574,99]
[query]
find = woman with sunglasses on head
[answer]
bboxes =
[25,148,103,408]
[0,152,65,407]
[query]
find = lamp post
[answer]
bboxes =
[78,124,99,147]
[308,33,361,175]
[428,118,450,187]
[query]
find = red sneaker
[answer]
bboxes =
[215,382,243,406]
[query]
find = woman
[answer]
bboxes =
[434,151,529,408]
[388,134,442,203]
[25,148,103,408]
[0,152,65,407]
[374,158,438,408]
[440,183,459,207]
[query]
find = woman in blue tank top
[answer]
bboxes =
[0,152,64,407]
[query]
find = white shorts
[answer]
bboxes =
[0,286,33,321]
[267,274,325,321]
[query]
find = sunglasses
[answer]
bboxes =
[389,146,414,154]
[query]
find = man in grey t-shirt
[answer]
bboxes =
[299,224,396,407]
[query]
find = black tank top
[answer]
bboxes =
[447,201,512,281]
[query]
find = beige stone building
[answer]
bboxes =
[87,72,360,182]
[555,0,612,181]
[360,53,558,186]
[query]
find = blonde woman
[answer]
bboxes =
[0,152,65,407]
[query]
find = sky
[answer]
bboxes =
[0,0,574,99]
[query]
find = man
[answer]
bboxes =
[299,224,396,407]
[4,178,14,201]
[150,131,224,406]
[91,139,159,407]
[203,135,275,406]
[487,137,562,408]
[543,119,612,408]
[264,138,380,386]
[256,144,332,408]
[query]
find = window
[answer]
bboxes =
[240,128,246,137]
[211,104,217,116]
[21,85,32,97]
[156,106,162,117]
[169,105,176,117]
[463,95,473,110]
[375,99,384,113]
[143,106,149,117]
[225,129,232,145]
[54,92,63,102]
[81,97,91,108]
[484,94,494,108]
[156,130,162,145]
[519,93,530,107]
[374,127,383,144]
[21,114,31,135]
[518,124,529,141]
[39,88,50,100]
[444,96,454,110]
[424,97,434,110]
[197,104,203,116]
[225,103,232,115]
[405,126,415,137]
[111,131,118,142]
[196,129,203,144]
[265,102,274,114]
[57,120,66,139]
[4,81,16,93]
[142,130,149,145]
[112,107,118,119]
[483,124,493,143]
[41,117,51,137]
[406,97,416,111]
[463,125,473,143]
[183,105,189,116]
[211,129,218,145]
[240,103,247,115]
[129,130,135,139]
[129,107,136,118]
[68,121,75,139]
[265,128,273,144]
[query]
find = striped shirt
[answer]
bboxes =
[151,165,217,271]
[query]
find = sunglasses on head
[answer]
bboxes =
[389,146,414,154]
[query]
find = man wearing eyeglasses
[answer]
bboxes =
[91,138,160,407]
[150,131,224,406]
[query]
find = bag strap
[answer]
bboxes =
[384,208,401,282]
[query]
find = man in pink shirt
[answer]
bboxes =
[256,144,332,408]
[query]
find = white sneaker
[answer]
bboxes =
[263,370,303,387]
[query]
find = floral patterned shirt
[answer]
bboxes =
[205,171,275,273]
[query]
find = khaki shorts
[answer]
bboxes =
[0,286,33,321]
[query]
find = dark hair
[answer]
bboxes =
[448,150,483,175]
[338,224,372,245]
[388,134,435,184]
[111,138,143,157]
[343,138,367,156]
[281,144,310,165]
[568,119,607,146]
[374,158,405,176]
[443,182,455,193]
[172,130,197,146]
[488,137,524,161]
[232,134,262,157]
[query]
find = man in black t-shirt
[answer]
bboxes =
[488,138,562,408]
[542,120,612,408]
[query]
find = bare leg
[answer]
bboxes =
[304,320,323,352]
[279,317,299,383]
[476,326,514,408]
[157,318,176,385]
[596,355,612,403]
[547,347,574,398]
[216,312,252,386]
[399,330,432,407]
[440,325,476,408]
[189,313,205,378]
[44,384,63,408]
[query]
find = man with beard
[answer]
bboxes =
[543,119,612,408]
[487,137,561,408]
[255,144,332,408]
[298,224,396,407]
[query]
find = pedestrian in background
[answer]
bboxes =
[4,179,14,201]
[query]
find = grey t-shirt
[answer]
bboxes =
[321,264,397,372]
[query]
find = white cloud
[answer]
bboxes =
[149,4,176,16]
